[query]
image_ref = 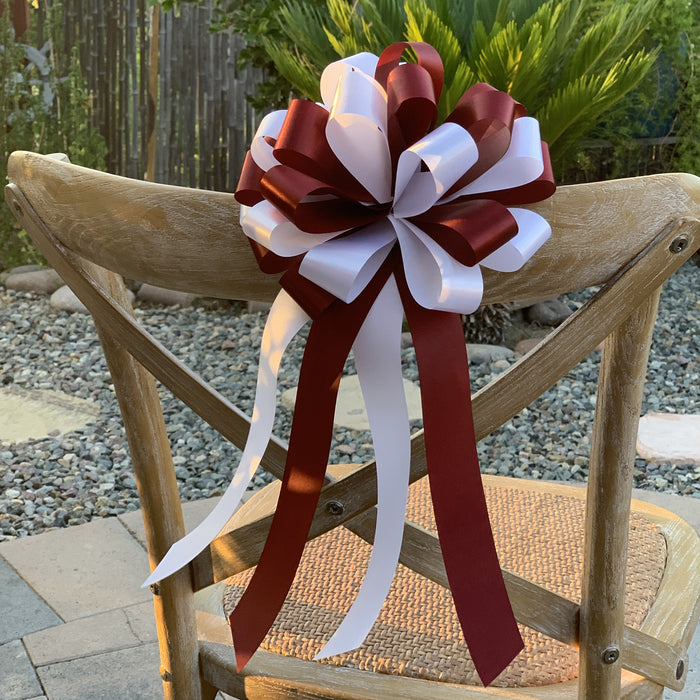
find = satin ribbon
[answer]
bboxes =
[146,41,555,687]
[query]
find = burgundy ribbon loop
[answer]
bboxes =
[274,100,374,203]
[410,199,518,267]
[260,165,390,234]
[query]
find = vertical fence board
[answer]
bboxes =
[45,0,262,191]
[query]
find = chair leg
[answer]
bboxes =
[578,289,662,699]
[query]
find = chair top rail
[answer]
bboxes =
[7,150,700,304]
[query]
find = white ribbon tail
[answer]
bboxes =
[315,275,410,658]
[143,290,310,587]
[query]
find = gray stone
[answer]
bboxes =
[5,269,64,295]
[466,344,515,365]
[0,264,43,283]
[526,298,573,326]
[0,640,43,700]
[37,642,162,700]
[49,285,89,314]
[514,337,542,357]
[0,557,61,644]
[246,300,272,313]
[136,283,196,306]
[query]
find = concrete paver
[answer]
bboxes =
[24,606,146,667]
[0,518,151,621]
[36,643,162,700]
[0,387,99,443]
[118,497,220,551]
[0,557,61,645]
[0,640,43,700]
[282,374,423,431]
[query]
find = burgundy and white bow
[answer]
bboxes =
[146,42,555,686]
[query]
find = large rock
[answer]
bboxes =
[526,298,573,326]
[50,285,89,314]
[466,344,515,365]
[4,269,64,294]
[637,413,700,465]
[136,283,196,306]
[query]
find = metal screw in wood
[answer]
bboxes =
[669,234,690,254]
[602,646,620,664]
[326,500,345,516]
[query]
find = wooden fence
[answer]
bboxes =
[38,0,262,190]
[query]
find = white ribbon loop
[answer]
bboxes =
[320,52,380,106]
[250,110,287,171]
[241,201,340,257]
[393,217,484,314]
[326,67,392,203]
[393,122,479,218]
[449,117,544,197]
[299,220,396,303]
[480,208,552,272]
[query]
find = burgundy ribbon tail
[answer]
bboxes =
[397,271,523,686]
[227,259,393,671]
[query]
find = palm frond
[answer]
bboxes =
[404,1,475,117]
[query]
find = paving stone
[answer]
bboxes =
[632,489,700,536]
[37,642,162,700]
[0,518,151,622]
[23,607,144,667]
[123,601,157,643]
[118,496,221,551]
[0,640,43,700]
[282,374,423,431]
[637,413,700,465]
[0,387,100,443]
[0,557,61,644]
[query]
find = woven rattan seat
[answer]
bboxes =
[224,477,667,687]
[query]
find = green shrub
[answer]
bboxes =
[0,2,107,270]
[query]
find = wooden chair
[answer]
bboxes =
[5,150,700,699]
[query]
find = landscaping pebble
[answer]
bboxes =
[0,259,698,540]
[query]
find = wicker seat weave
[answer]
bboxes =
[224,478,667,687]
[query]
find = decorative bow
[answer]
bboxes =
[145,42,555,686]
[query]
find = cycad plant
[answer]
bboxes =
[261,0,658,173]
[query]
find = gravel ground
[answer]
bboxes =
[0,260,698,540]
